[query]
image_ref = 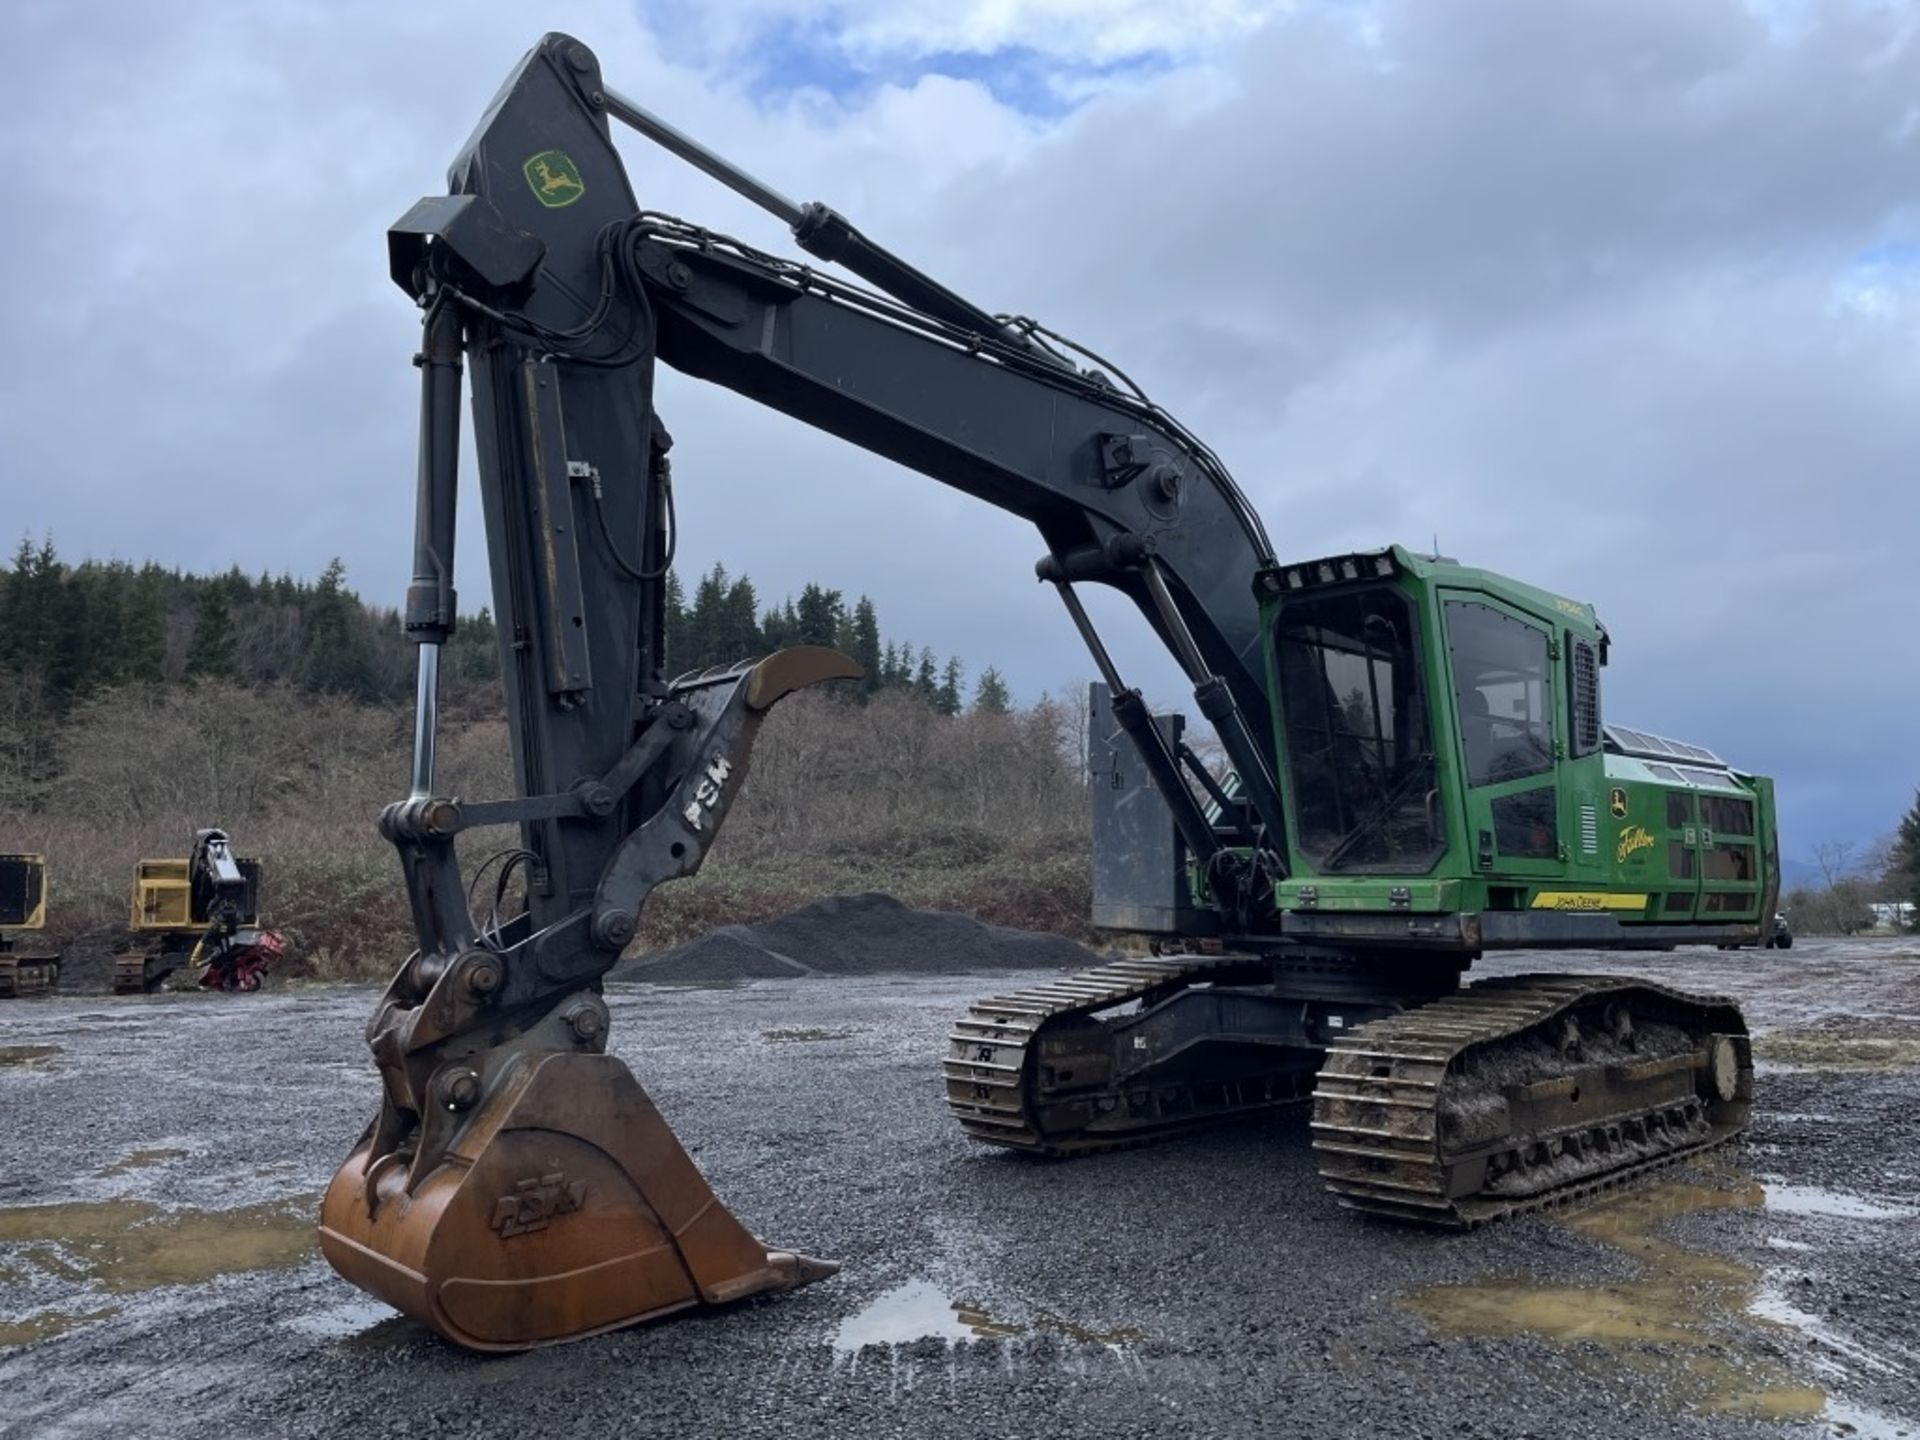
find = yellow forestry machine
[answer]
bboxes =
[0,854,58,997]
[113,829,284,994]
[320,35,1772,1351]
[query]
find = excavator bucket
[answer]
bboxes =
[319,648,857,1351]
[318,1051,835,1351]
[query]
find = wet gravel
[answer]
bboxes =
[1,936,1916,1439]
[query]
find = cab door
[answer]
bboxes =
[1441,596,1564,882]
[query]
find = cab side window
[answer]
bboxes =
[1446,602,1553,787]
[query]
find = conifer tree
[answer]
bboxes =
[186,581,237,679]
[664,571,690,670]
[721,574,761,660]
[303,557,374,696]
[973,666,1012,715]
[447,605,502,685]
[936,657,963,716]
[795,583,844,648]
[687,563,730,669]
[117,565,167,684]
[845,597,882,698]
[1898,789,1920,929]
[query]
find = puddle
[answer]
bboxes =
[284,1298,402,1341]
[0,1045,61,1068]
[1762,1183,1917,1221]
[832,1281,1142,1353]
[835,1282,1022,1351]
[1749,1280,1906,1384]
[0,1197,317,1292]
[0,1306,120,1348]
[1759,1031,1920,1072]
[96,1148,188,1177]
[762,1028,853,1043]
[1822,1400,1917,1439]
[1403,1178,1829,1419]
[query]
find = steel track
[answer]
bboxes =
[1311,974,1752,1226]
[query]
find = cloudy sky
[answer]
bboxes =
[3,0,1916,858]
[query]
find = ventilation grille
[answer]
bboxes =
[1568,641,1601,757]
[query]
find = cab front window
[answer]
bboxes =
[1275,585,1443,872]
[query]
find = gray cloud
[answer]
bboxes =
[1,0,1914,855]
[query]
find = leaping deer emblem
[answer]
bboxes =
[531,158,581,198]
[522,150,586,207]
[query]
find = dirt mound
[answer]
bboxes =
[611,892,1099,983]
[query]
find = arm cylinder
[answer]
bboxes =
[599,85,1062,366]
[601,85,806,226]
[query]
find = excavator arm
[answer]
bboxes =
[320,32,1291,1351]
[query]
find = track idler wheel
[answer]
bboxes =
[318,1051,836,1351]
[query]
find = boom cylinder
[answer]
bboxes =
[1138,561,1289,868]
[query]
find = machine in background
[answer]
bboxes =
[114,829,285,994]
[0,854,59,998]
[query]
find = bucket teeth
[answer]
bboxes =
[770,1252,843,1288]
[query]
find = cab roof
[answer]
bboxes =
[1258,544,1602,636]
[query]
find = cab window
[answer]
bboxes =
[1274,585,1443,872]
[1445,601,1553,786]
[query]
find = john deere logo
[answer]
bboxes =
[524,150,585,208]
[1608,786,1629,819]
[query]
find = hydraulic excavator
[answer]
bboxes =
[322,34,1772,1349]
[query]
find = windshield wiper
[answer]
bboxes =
[1321,754,1436,872]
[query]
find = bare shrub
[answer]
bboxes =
[9,679,1095,981]
[728,690,1086,857]
[50,683,407,825]
[11,682,504,977]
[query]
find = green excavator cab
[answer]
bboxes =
[1248,545,1778,952]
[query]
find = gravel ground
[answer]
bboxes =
[0,934,1916,1439]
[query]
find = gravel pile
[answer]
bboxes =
[612,892,1099,982]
